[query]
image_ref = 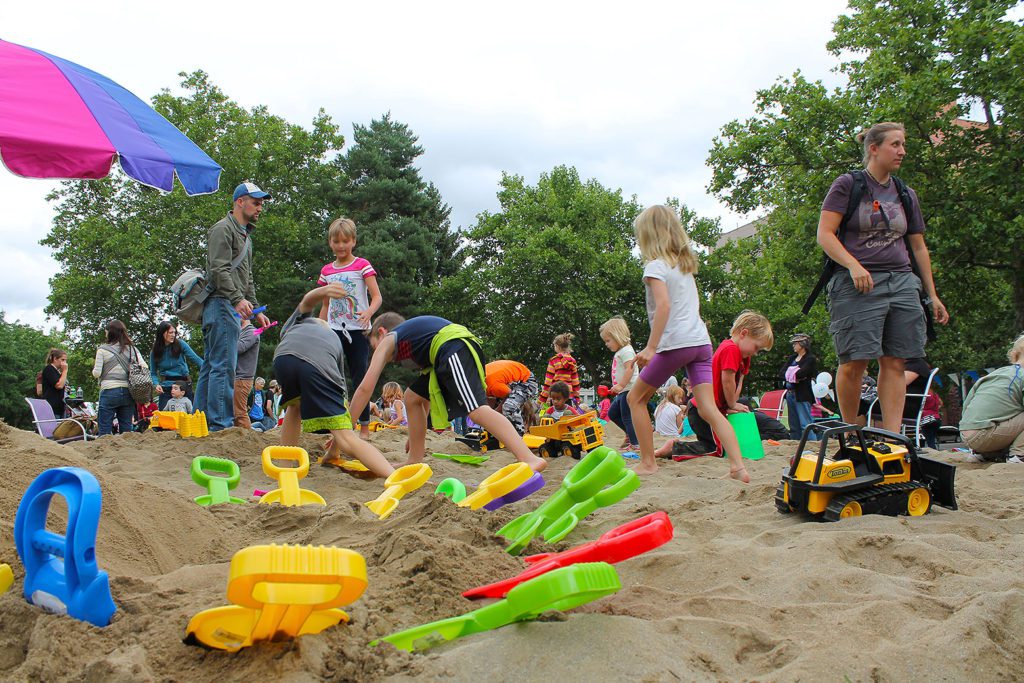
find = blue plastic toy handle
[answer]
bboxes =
[13,467,116,627]
[233,305,267,320]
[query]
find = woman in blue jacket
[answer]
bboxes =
[150,321,204,410]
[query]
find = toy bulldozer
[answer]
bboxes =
[455,428,503,453]
[526,411,605,460]
[776,421,957,522]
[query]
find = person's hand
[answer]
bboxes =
[318,282,349,301]
[632,346,655,370]
[933,297,949,325]
[59,357,69,371]
[235,299,254,319]
[255,312,271,329]
[849,264,874,294]
[728,403,750,413]
[155,385,164,395]
[356,310,373,327]
[609,384,621,396]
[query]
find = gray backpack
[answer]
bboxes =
[171,240,250,324]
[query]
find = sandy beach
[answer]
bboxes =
[0,418,1021,682]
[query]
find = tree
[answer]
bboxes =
[433,166,692,385]
[706,0,1023,376]
[326,114,460,318]
[41,71,347,379]
[0,312,65,429]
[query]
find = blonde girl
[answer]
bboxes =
[654,384,687,437]
[540,332,580,405]
[625,205,747,480]
[600,317,640,449]
[379,381,407,426]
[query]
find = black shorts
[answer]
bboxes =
[409,340,488,420]
[273,354,350,433]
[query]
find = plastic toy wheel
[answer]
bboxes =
[774,485,791,513]
[906,487,931,516]
[838,500,862,518]
[562,444,575,459]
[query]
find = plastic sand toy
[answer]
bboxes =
[365,464,432,520]
[497,446,640,555]
[372,562,621,652]
[430,452,491,465]
[185,544,367,652]
[14,467,116,627]
[177,411,209,438]
[725,411,764,461]
[465,511,673,599]
[319,457,376,479]
[0,563,12,594]
[191,456,247,506]
[436,472,545,511]
[257,446,326,507]
[455,463,532,510]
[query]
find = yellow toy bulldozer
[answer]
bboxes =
[526,411,605,460]
[776,421,957,521]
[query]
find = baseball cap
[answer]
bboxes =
[233,181,271,201]
[789,333,811,344]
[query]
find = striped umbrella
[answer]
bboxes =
[0,38,221,195]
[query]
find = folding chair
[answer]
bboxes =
[756,390,787,421]
[866,367,940,448]
[24,398,91,444]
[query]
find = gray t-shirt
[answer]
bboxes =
[165,397,193,413]
[273,309,347,398]
[821,173,925,272]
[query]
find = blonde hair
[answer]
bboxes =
[634,205,699,274]
[657,385,685,412]
[730,310,774,349]
[856,122,905,166]
[372,312,406,336]
[599,318,631,349]
[1009,333,1024,365]
[553,332,574,353]
[381,381,403,404]
[328,217,357,242]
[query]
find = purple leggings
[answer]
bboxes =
[638,344,714,388]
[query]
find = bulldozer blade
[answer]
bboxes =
[916,455,958,510]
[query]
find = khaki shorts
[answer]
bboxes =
[826,271,926,364]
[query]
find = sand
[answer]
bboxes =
[0,418,1022,682]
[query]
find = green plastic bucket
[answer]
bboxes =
[725,411,764,461]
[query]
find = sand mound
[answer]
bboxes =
[1,419,1022,681]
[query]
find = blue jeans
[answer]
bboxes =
[194,297,240,431]
[98,387,134,436]
[608,392,638,446]
[786,393,816,441]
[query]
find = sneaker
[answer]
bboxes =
[1007,455,1023,464]
[963,451,987,463]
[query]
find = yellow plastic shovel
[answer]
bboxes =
[456,463,533,510]
[258,446,326,507]
[365,464,432,520]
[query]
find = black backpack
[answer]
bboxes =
[802,170,936,341]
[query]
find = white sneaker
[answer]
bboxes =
[963,451,987,463]
[1007,455,1023,464]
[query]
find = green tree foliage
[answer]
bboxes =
[41,71,347,378]
[706,0,1023,378]
[432,167,720,385]
[327,114,460,318]
[0,312,65,428]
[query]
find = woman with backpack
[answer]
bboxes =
[92,320,149,436]
[815,122,948,434]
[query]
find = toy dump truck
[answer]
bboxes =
[776,421,957,522]
[526,411,605,460]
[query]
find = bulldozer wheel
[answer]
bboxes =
[907,487,931,516]
[562,444,576,459]
[774,484,791,514]
[838,500,862,518]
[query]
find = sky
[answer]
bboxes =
[0,0,851,329]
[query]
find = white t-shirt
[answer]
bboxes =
[654,402,682,436]
[642,259,711,352]
[611,345,637,391]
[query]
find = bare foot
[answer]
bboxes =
[401,455,426,467]
[525,455,547,473]
[655,440,675,458]
[728,466,750,483]
[634,462,659,475]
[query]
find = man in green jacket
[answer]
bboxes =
[194,182,272,431]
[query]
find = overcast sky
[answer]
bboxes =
[1,0,851,329]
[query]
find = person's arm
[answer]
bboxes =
[149,351,161,386]
[904,370,921,386]
[635,278,670,368]
[613,351,636,393]
[817,210,874,294]
[237,326,259,355]
[540,359,557,402]
[180,339,204,369]
[207,222,245,305]
[348,334,395,425]
[357,275,383,327]
[91,349,104,380]
[54,361,69,390]
[721,369,748,412]
[570,363,581,400]
[907,233,949,324]
[675,405,686,429]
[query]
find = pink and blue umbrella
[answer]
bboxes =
[0,39,221,195]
